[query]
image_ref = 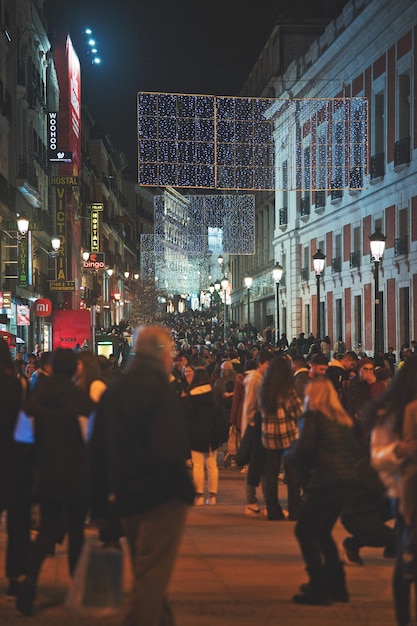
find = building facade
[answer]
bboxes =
[232,0,416,356]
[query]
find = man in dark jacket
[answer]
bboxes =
[16,348,92,616]
[91,325,194,626]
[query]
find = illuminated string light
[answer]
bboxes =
[140,194,255,294]
[137,93,367,191]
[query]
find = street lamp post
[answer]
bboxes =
[209,282,215,313]
[244,274,253,341]
[214,278,221,318]
[369,227,386,357]
[272,262,283,345]
[312,249,326,340]
[221,275,229,343]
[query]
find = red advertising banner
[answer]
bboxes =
[52,309,91,350]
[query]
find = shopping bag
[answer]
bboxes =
[66,541,123,617]
[13,410,34,444]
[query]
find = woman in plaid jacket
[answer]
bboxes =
[259,356,303,521]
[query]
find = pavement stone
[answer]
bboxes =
[0,466,397,625]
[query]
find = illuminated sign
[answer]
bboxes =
[47,112,58,157]
[82,252,105,270]
[88,203,103,253]
[49,151,73,163]
[49,280,76,291]
[18,236,28,287]
[34,298,53,317]
[49,176,79,186]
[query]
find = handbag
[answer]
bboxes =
[66,541,123,617]
[236,424,255,467]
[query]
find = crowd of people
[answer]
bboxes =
[0,314,416,625]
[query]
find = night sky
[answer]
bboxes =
[44,0,279,169]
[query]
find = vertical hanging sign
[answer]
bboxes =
[18,235,29,287]
[88,203,103,252]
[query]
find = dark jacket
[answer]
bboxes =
[0,372,32,508]
[285,409,357,490]
[24,375,92,500]
[90,353,194,518]
[186,383,227,452]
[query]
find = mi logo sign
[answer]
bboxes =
[33,298,52,317]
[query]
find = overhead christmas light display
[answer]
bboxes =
[140,194,255,294]
[137,93,367,191]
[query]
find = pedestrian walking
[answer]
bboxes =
[16,348,92,616]
[0,340,32,598]
[285,377,357,606]
[90,325,194,626]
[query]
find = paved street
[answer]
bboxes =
[0,464,397,625]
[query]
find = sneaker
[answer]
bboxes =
[194,495,204,506]
[343,537,363,566]
[245,504,261,516]
[206,495,217,505]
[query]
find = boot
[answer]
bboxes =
[329,561,350,603]
[16,578,36,616]
[293,565,332,606]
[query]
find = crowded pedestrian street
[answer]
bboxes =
[0,459,396,626]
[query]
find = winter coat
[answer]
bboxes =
[90,353,195,519]
[285,409,357,491]
[186,383,227,452]
[0,371,32,508]
[24,375,92,500]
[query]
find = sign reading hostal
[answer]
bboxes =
[52,309,91,350]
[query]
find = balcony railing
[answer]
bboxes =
[300,267,309,282]
[315,190,326,208]
[279,207,288,226]
[332,256,342,273]
[349,167,363,189]
[349,251,361,268]
[370,153,385,180]
[331,179,343,201]
[394,137,410,170]
[300,196,310,218]
[394,236,408,256]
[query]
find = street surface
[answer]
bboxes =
[0,462,396,625]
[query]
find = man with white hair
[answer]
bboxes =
[91,325,194,626]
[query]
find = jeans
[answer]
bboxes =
[191,448,218,495]
[295,485,354,569]
[122,499,188,626]
[263,449,285,519]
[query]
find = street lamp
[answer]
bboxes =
[214,279,221,318]
[369,227,386,356]
[221,275,229,343]
[17,215,29,237]
[272,262,283,345]
[244,273,253,341]
[209,282,215,312]
[312,249,326,340]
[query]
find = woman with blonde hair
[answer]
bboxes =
[285,377,357,606]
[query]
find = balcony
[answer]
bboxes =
[394,236,408,257]
[314,190,326,211]
[331,256,342,273]
[279,207,288,227]
[370,152,385,182]
[349,167,363,191]
[331,179,343,203]
[300,196,310,220]
[394,137,410,172]
[300,267,309,282]
[349,251,361,268]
